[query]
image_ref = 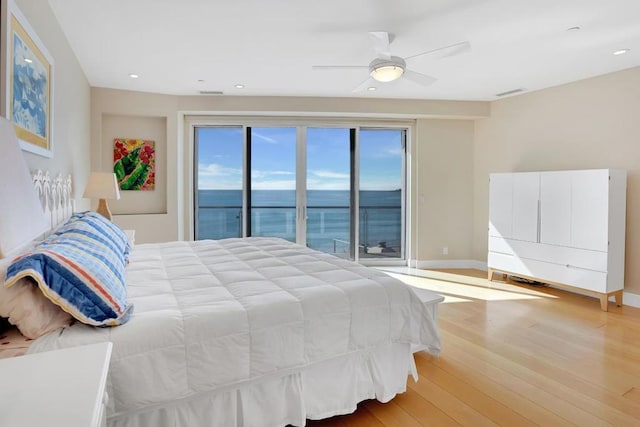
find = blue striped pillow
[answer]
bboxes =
[4,213,133,326]
[55,211,131,261]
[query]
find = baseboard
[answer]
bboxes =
[410,259,487,270]
[623,291,640,308]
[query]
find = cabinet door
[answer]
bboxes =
[571,170,609,252]
[511,172,540,242]
[489,173,513,238]
[540,171,572,246]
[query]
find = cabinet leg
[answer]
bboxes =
[487,268,494,281]
[599,295,609,312]
[614,291,623,307]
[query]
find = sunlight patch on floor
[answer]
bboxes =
[379,267,557,303]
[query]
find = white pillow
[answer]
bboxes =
[1,259,72,339]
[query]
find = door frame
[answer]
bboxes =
[186,115,414,266]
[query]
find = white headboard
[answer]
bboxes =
[31,170,74,232]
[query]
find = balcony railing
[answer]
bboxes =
[196,205,402,259]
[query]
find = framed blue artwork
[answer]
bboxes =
[2,0,54,158]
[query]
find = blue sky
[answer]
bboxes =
[197,127,403,191]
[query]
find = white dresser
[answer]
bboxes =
[487,169,626,311]
[0,342,112,427]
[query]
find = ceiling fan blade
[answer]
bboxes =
[369,31,391,60]
[404,41,471,61]
[352,77,376,93]
[403,70,437,87]
[311,65,368,70]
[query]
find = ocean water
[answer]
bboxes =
[196,190,402,257]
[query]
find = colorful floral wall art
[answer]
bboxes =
[113,138,155,191]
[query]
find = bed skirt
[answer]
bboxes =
[108,342,420,427]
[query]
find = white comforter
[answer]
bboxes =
[29,238,441,421]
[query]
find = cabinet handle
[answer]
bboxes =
[565,263,604,273]
[537,200,541,243]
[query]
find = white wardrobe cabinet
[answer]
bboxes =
[488,172,539,242]
[488,169,626,311]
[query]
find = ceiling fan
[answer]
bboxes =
[312,32,470,92]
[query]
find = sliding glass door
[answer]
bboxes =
[249,127,297,241]
[306,128,352,258]
[359,129,405,259]
[194,123,407,262]
[194,126,243,240]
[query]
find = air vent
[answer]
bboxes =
[496,88,525,97]
[199,91,224,95]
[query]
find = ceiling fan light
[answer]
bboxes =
[370,65,404,82]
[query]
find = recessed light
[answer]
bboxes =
[24,58,33,63]
[566,26,581,32]
[128,73,139,79]
[367,87,377,91]
[613,49,630,55]
[234,84,244,89]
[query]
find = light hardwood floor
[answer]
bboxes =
[308,268,640,426]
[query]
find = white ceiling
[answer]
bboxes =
[48,0,640,101]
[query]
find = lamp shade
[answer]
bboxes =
[83,172,120,200]
[0,117,49,258]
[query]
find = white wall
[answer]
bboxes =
[412,119,475,266]
[4,0,91,208]
[90,89,180,244]
[474,66,640,295]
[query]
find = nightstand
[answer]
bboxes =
[0,342,113,427]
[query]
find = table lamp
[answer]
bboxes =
[83,172,120,220]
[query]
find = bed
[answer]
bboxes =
[1,170,444,427]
